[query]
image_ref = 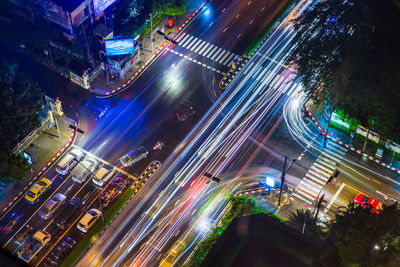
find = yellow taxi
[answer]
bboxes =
[160,240,186,267]
[25,178,52,204]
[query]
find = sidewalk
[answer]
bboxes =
[90,3,206,97]
[0,115,75,212]
[307,102,400,173]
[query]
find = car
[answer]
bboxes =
[119,146,148,167]
[54,198,82,230]
[14,224,34,246]
[71,158,98,184]
[160,240,186,267]
[25,178,52,204]
[0,214,22,235]
[39,193,66,220]
[354,193,382,213]
[101,175,127,202]
[93,165,116,187]
[77,208,101,233]
[55,148,84,175]
[48,237,76,262]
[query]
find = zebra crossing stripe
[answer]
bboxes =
[313,162,334,173]
[204,45,218,58]
[198,42,211,55]
[293,193,313,205]
[210,47,223,60]
[324,149,345,160]
[186,37,199,50]
[321,151,342,162]
[310,166,330,178]
[303,178,322,191]
[300,181,320,194]
[308,169,329,181]
[223,53,236,66]
[175,32,186,43]
[305,173,326,186]
[214,49,228,63]
[181,35,193,47]
[326,143,347,155]
[218,51,231,65]
[327,141,348,152]
[316,158,335,169]
[296,188,316,201]
[193,40,206,53]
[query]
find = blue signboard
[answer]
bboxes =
[105,39,135,56]
[93,0,117,16]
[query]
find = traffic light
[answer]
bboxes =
[168,17,173,28]
[326,170,340,184]
[55,97,63,116]
[203,172,220,184]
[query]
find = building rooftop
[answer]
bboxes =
[52,0,84,12]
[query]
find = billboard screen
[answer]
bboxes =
[93,0,117,16]
[105,39,135,56]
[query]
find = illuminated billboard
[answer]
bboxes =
[105,39,135,56]
[93,0,117,16]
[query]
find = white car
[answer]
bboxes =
[56,149,84,175]
[77,208,101,233]
[119,147,148,167]
[71,158,97,184]
[92,165,116,187]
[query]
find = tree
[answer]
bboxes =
[288,208,326,239]
[0,58,44,180]
[153,0,187,16]
[330,203,400,266]
[292,0,400,141]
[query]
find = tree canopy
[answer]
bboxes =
[0,58,44,180]
[153,0,187,16]
[292,0,400,140]
[330,203,400,266]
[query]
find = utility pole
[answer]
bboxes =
[314,194,326,223]
[278,156,288,206]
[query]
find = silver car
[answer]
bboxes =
[39,193,66,220]
[120,147,148,167]
[71,158,98,184]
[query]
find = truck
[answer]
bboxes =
[16,230,51,263]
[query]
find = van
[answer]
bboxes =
[56,149,84,175]
[92,165,115,187]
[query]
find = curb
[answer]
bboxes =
[95,4,207,98]
[305,103,400,175]
[1,128,77,214]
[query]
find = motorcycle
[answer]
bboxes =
[153,141,165,150]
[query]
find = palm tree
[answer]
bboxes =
[288,208,326,239]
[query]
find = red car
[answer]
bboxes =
[354,193,382,213]
[101,175,127,202]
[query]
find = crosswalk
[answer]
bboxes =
[175,33,239,67]
[293,141,348,205]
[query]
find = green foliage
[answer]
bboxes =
[293,0,400,142]
[0,58,44,180]
[287,208,327,240]
[188,195,270,267]
[330,203,400,266]
[153,0,187,16]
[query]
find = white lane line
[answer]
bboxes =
[324,183,346,212]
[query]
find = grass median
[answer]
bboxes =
[61,187,135,267]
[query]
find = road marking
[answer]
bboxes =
[372,179,381,184]
[345,184,362,193]
[324,183,345,212]
[169,49,225,75]
[376,190,388,200]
